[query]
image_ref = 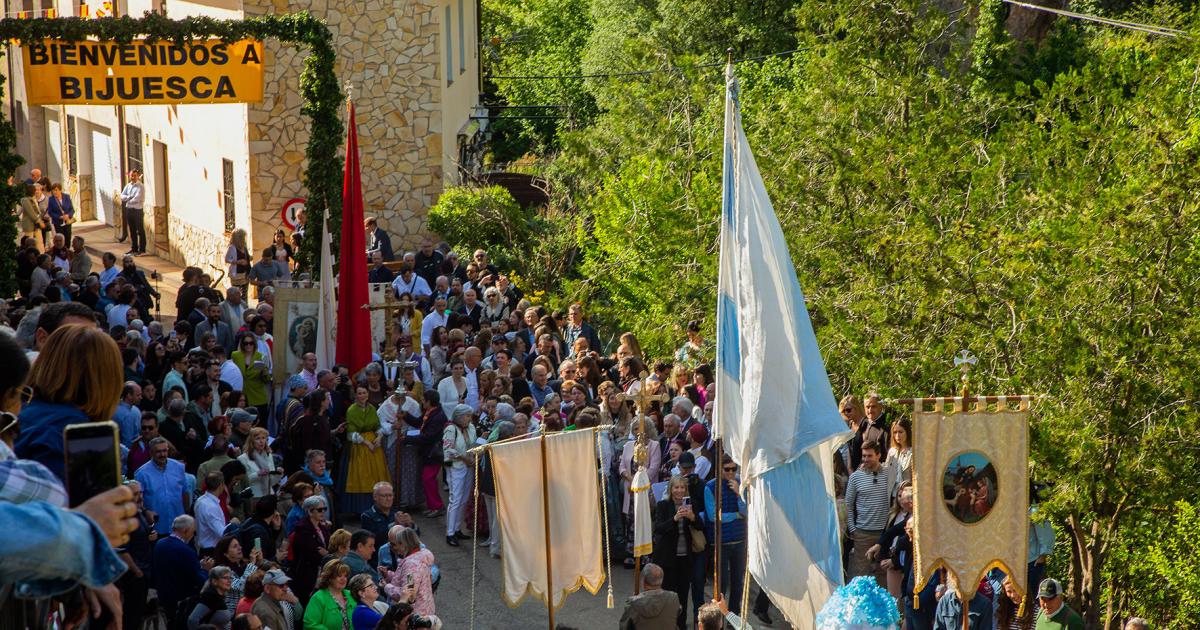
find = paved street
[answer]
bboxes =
[387,510,637,629]
[397,510,784,629]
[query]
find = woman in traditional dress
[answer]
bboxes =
[342,385,391,514]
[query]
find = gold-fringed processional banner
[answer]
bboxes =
[911,397,1030,602]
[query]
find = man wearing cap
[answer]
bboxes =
[228,407,258,452]
[253,569,303,630]
[1035,578,1084,630]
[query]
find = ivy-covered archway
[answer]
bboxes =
[0,11,342,295]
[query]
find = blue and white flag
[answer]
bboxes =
[715,61,850,627]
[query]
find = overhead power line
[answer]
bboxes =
[1002,0,1188,38]
[485,48,804,81]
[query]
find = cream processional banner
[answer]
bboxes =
[490,429,605,609]
[912,398,1031,602]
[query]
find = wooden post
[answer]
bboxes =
[540,434,555,630]
[713,437,723,595]
[633,555,642,595]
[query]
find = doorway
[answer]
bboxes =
[90,127,115,225]
[152,140,170,254]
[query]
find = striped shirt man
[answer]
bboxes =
[846,462,891,533]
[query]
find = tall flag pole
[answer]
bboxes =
[715,59,852,627]
[335,98,372,375]
[315,215,336,370]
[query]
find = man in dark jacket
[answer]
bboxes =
[365,217,395,261]
[152,514,212,622]
[238,496,282,563]
[360,481,412,565]
[413,239,443,288]
[619,563,680,630]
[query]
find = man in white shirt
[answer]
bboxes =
[391,266,432,305]
[297,352,320,391]
[420,295,450,354]
[194,471,227,554]
[218,346,244,391]
[120,169,147,256]
[463,346,482,412]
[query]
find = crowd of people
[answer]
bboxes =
[0,193,1127,630]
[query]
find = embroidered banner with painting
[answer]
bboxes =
[912,399,1031,602]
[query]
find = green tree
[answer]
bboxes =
[465,1,1200,625]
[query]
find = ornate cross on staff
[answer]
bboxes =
[360,292,409,361]
[618,372,671,467]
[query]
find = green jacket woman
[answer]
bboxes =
[303,559,357,630]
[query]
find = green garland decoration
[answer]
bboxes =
[0,12,343,296]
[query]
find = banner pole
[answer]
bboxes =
[540,434,555,630]
[713,437,722,594]
[633,555,641,595]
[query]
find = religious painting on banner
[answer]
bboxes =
[272,285,319,384]
[911,397,1031,603]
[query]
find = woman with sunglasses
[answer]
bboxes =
[232,332,271,421]
[290,495,334,604]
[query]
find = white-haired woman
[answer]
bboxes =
[442,404,477,547]
[481,286,509,327]
[290,494,333,603]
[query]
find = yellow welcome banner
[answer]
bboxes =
[23,39,264,105]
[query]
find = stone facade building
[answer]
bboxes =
[4,0,482,272]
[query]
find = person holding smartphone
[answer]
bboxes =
[653,474,705,629]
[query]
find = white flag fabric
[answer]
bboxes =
[630,468,653,558]
[316,217,336,370]
[715,61,851,629]
[490,430,605,609]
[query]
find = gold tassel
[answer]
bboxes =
[1017,594,1026,618]
[607,592,614,609]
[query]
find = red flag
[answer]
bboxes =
[335,101,372,375]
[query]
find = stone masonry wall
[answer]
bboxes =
[167,214,228,278]
[244,0,446,255]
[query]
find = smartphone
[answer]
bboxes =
[682,496,691,507]
[254,538,262,554]
[64,421,122,508]
[407,574,414,587]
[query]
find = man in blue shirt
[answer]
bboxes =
[528,364,555,407]
[134,437,187,535]
[113,382,143,448]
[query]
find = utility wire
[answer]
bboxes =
[486,48,804,81]
[485,3,1187,83]
[1002,0,1188,38]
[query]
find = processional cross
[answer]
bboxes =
[360,293,408,361]
[617,372,671,467]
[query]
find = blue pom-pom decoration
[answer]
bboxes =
[814,576,900,629]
